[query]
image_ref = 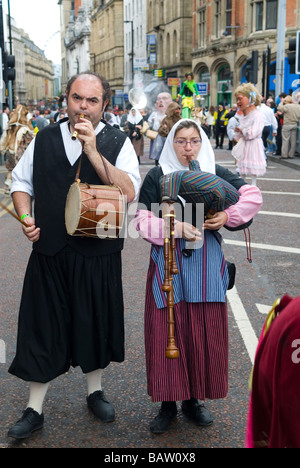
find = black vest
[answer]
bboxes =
[32,120,127,257]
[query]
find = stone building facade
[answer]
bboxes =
[146,0,193,80]
[191,0,300,107]
[90,0,125,93]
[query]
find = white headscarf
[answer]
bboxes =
[159,119,215,175]
[127,108,143,125]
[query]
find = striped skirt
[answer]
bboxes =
[145,259,228,402]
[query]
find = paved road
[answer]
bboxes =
[0,149,299,450]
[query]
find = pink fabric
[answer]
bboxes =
[133,210,166,246]
[224,184,263,228]
[232,109,267,177]
[134,184,263,244]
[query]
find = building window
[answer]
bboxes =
[251,0,278,32]
[266,0,278,29]
[215,0,221,37]
[226,0,232,28]
[199,8,206,47]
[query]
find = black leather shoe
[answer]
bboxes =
[87,390,115,423]
[150,405,177,434]
[8,408,44,439]
[182,398,213,427]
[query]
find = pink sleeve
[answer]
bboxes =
[134,209,165,246]
[224,185,263,228]
[243,113,264,140]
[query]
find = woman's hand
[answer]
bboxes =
[22,217,40,243]
[203,211,228,231]
[176,222,202,242]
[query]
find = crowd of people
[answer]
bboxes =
[1,73,300,448]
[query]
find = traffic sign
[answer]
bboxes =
[153,69,165,78]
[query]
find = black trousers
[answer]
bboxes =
[9,247,124,383]
[215,125,227,148]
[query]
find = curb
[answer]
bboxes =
[267,155,300,171]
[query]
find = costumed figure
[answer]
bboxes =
[176,73,200,119]
[246,295,300,448]
[146,92,173,160]
[232,83,267,186]
[151,102,181,165]
[6,72,141,440]
[127,108,144,164]
[192,107,208,135]
[1,105,35,195]
[135,119,263,434]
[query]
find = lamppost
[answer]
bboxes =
[124,20,134,87]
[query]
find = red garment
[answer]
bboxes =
[250,295,300,448]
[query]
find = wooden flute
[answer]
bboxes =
[72,114,85,140]
[162,204,179,359]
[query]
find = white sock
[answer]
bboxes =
[251,176,257,186]
[86,369,103,396]
[27,382,50,415]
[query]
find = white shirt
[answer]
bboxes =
[11,120,141,200]
[2,112,9,131]
[259,104,278,131]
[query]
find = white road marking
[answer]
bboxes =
[227,286,258,365]
[256,304,271,315]
[258,211,300,218]
[224,239,300,255]
[261,191,300,196]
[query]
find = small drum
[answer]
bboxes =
[65,182,126,239]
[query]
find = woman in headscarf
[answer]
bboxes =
[247,295,300,448]
[151,101,181,166]
[127,107,144,164]
[135,119,263,434]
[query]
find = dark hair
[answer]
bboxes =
[174,120,200,137]
[66,71,112,105]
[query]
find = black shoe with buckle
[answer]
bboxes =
[150,402,177,434]
[8,408,44,439]
[87,390,115,423]
[182,398,213,427]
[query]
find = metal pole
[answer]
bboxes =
[266,45,271,98]
[262,50,266,97]
[7,0,13,108]
[275,0,287,96]
[0,0,4,124]
[131,21,134,87]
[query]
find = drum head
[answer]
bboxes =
[65,183,81,235]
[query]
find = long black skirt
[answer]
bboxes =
[9,247,124,383]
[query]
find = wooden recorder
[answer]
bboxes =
[162,203,179,359]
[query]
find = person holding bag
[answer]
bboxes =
[135,119,263,434]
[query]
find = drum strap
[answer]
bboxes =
[75,148,114,186]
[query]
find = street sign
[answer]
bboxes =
[153,69,165,78]
[168,78,180,87]
[196,82,208,95]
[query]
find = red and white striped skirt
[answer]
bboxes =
[144,265,229,402]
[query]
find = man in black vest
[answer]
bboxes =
[7,72,141,439]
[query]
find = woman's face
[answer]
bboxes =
[236,93,250,112]
[173,127,202,166]
[132,109,136,116]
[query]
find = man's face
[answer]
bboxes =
[67,75,108,129]
[155,92,173,114]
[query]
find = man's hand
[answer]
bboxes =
[22,217,40,243]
